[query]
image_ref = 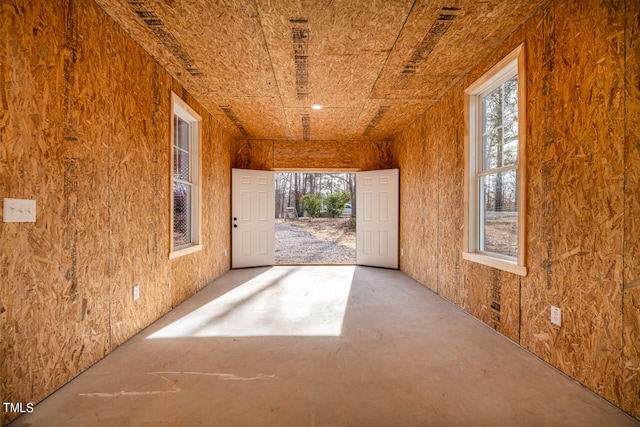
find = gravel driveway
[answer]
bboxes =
[275,223,356,264]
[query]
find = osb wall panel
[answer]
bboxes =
[622,0,640,417]
[255,0,411,108]
[519,0,625,406]
[231,140,393,171]
[393,118,433,289]
[391,125,409,273]
[353,99,436,142]
[94,0,550,142]
[416,115,439,291]
[233,139,274,170]
[171,86,232,307]
[372,0,546,101]
[93,0,285,140]
[359,141,394,171]
[283,107,362,141]
[0,1,232,424]
[274,140,359,170]
[392,0,635,417]
[106,6,173,348]
[202,111,232,282]
[436,86,466,307]
[0,1,110,424]
[215,96,289,140]
[461,263,521,343]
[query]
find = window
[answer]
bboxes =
[463,45,526,276]
[170,93,202,258]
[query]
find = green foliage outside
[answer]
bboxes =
[324,191,350,218]
[301,193,322,218]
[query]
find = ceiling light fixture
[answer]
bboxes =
[311,103,323,110]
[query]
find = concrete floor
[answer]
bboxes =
[11,266,639,426]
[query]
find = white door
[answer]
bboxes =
[356,169,399,269]
[232,169,275,268]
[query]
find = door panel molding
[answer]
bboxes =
[232,169,275,268]
[356,169,399,269]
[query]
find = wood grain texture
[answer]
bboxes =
[398,119,426,286]
[233,139,274,170]
[0,3,109,425]
[0,1,232,423]
[622,0,640,417]
[1,0,638,422]
[519,0,625,406]
[359,141,394,171]
[274,140,358,170]
[392,0,635,416]
[91,0,547,141]
[436,85,465,307]
[92,0,283,139]
[107,7,173,348]
[231,139,392,171]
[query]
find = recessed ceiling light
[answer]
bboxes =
[311,104,323,110]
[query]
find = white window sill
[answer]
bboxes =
[462,251,527,277]
[169,244,203,260]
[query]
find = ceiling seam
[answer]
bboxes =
[92,1,240,140]
[393,0,555,144]
[253,0,293,140]
[349,0,419,137]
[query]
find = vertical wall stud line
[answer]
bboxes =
[436,116,441,295]
[107,102,112,352]
[620,0,628,402]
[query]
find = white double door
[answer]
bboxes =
[231,168,398,269]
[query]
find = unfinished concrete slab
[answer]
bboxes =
[11,267,638,426]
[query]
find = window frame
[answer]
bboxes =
[169,93,203,259]
[463,44,527,276]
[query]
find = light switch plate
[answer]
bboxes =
[551,306,562,327]
[133,285,140,301]
[3,198,36,222]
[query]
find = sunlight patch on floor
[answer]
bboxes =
[148,266,355,338]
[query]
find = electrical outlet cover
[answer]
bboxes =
[133,285,140,301]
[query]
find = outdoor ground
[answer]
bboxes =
[275,217,356,264]
[483,211,518,256]
[274,213,516,263]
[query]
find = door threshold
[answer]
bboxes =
[273,263,357,267]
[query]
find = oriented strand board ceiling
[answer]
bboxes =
[94,0,546,141]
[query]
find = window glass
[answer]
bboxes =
[174,117,190,181]
[171,99,199,253]
[478,74,519,259]
[479,170,518,257]
[481,75,518,171]
[173,181,191,246]
[176,116,190,151]
[174,149,190,181]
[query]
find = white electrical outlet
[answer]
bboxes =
[551,306,561,327]
[3,198,36,222]
[133,284,140,301]
[401,248,404,256]
[224,248,228,257]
